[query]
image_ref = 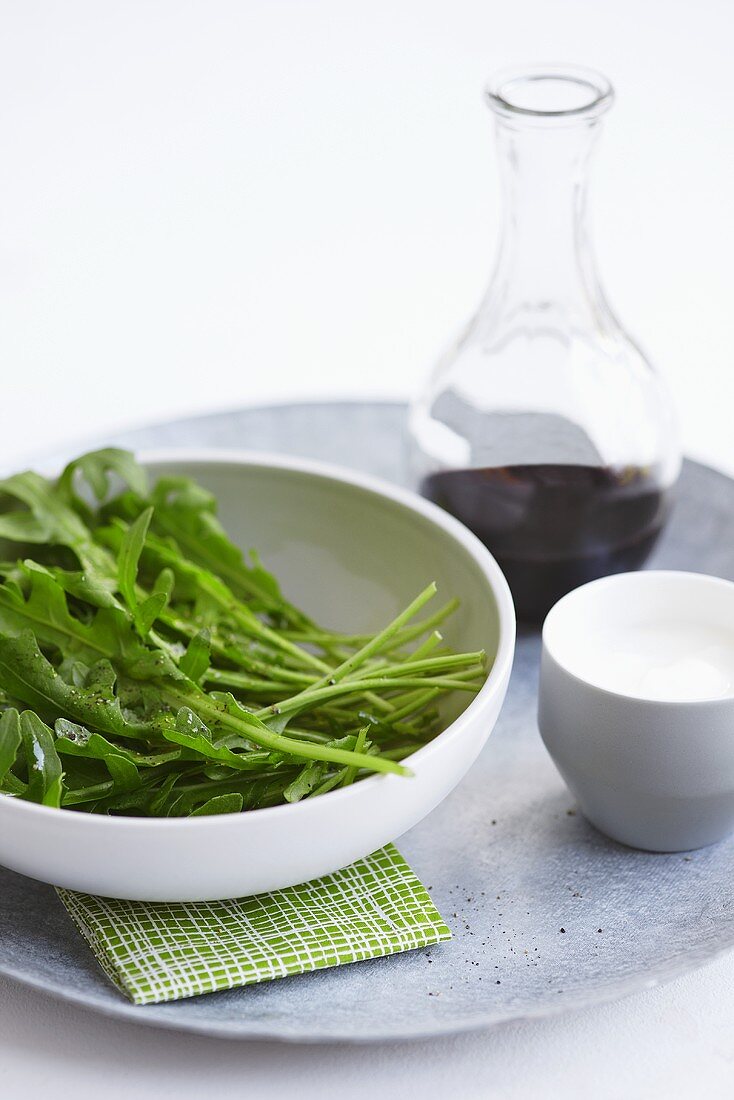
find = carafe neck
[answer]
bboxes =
[482,65,615,321]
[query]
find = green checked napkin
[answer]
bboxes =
[57,844,451,1005]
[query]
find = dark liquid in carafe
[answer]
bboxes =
[422,464,670,622]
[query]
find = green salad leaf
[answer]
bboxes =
[0,448,488,816]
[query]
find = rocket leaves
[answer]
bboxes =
[178,631,211,682]
[0,448,486,816]
[57,447,148,511]
[0,632,159,741]
[0,709,21,784]
[19,711,63,808]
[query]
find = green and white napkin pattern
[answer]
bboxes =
[58,844,451,1005]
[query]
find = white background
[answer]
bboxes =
[1,1,733,1096]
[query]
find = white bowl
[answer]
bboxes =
[539,571,734,852]
[0,451,515,900]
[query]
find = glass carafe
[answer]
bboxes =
[409,65,680,622]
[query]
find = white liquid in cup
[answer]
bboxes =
[571,623,734,702]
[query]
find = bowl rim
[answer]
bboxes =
[0,447,516,829]
[542,569,734,707]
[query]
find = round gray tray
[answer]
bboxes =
[2,401,733,1042]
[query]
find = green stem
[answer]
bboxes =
[276,584,438,708]
[254,671,482,721]
[350,651,485,682]
[164,688,411,778]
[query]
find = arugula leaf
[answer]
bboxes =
[55,719,180,769]
[179,630,210,682]
[19,711,63,807]
[42,565,122,610]
[136,578,174,637]
[0,631,160,741]
[115,506,172,639]
[118,507,153,610]
[0,564,176,679]
[101,753,141,793]
[63,767,166,811]
[284,761,327,803]
[0,470,115,578]
[0,708,21,784]
[57,448,149,513]
[189,793,244,816]
[0,562,113,660]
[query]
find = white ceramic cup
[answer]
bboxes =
[538,571,734,852]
